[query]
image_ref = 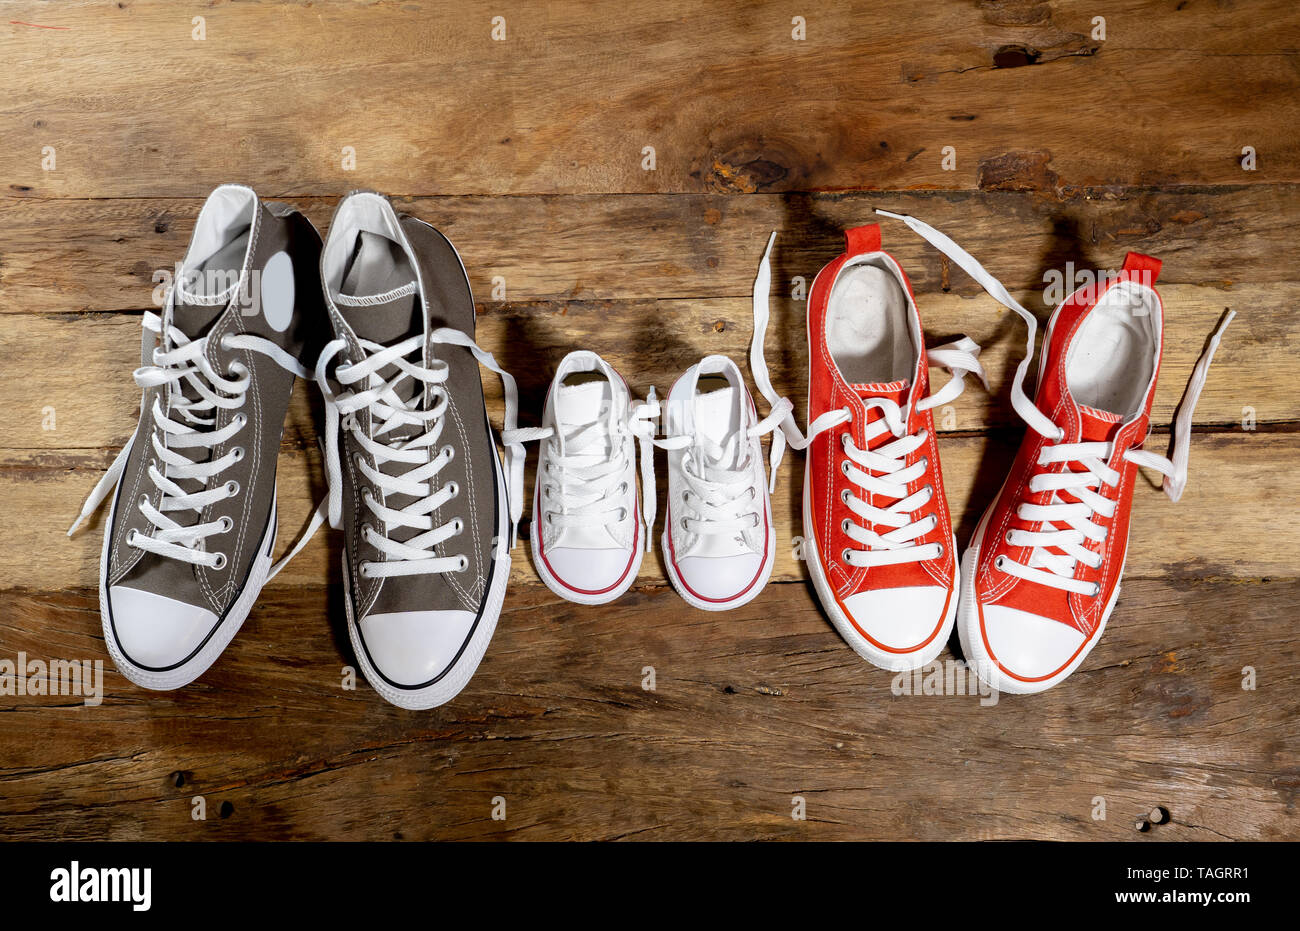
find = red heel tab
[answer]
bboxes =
[1122,252,1161,287]
[844,224,882,256]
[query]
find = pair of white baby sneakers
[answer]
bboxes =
[509,351,789,610]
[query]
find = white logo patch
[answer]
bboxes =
[259,251,294,332]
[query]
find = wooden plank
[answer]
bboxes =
[0,578,1293,840]
[11,430,1290,592]
[5,1,1298,198]
[2,186,1297,314]
[0,283,1284,466]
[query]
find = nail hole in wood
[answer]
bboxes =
[993,45,1041,69]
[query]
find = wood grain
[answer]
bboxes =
[0,578,1294,841]
[2,0,1296,844]
[3,186,1297,314]
[0,284,1285,460]
[5,1,1298,198]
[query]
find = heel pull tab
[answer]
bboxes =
[844,224,881,256]
[1122,252,1161,288]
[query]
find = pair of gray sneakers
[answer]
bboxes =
[71,185,524,709]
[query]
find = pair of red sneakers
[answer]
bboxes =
[752,211,1233,693]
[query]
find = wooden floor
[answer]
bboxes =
[2,1,1297,841]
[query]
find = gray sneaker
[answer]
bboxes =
[69,184,325,689]
[314,191,526,710]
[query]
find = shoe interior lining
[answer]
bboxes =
[181,185,256,299]
[1064,282,1161,419]
[825,258,917,385]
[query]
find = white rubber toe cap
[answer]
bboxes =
[359,610,477,688]
[675,553,763,601]
[981,604,1087,680]
[543,546,634,594]
[841,585,950,654]
[108,586,218,670]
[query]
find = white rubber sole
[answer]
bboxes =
[346,436,512,710]
[801,467,958,671]
[955,503,1121,695]
[659,516,776,612]
[101,484,278,692]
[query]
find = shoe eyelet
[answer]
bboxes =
[218,516,233,533]
[359,562,373,579]
[841,518,851,534]
[934,542,945,557]
[1005,530,1015,545]
[138,494,150,508]
[840,488,851,504]
[442,445,456,461]
[840,433,849,449]
[1090,582,1102,597]
[456,555,469,572]
[231,446,245,462]
[452,518,464,534]
[994,555,1007,571]
[211,552,228,571]
[233,413,247,429]
[841,548,853,564]
[224,480,240,497]
[219,334,233,351]
[841,460,851,476]
[446,481,460,499]
[919,456,929,471]
[126,529,140,546]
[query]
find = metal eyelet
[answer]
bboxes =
[840,433,849,449]
[126,529,140,546]
[451,518,464,534]
[456,555,469,572]
[445,481,459,498]
[1005,530,1015,545]
[841,548,853,564]
[841,519,851,533]
[224,480,240,496]
[138,494,150,508]
[442,445,456,461]
[359,562,373,579]
[361,522,374,541]
[218,516,233,533]
[841,460,851,476]
[219,334,233,351]
[231,446,245,462]
[211,552,228,571]
[233,413,247,429]
[994,555,1007,571]
[840,488,851,504]
[934,542,945,557]
[1090,582,1102,597]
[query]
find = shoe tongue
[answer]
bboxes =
[693,385,741,471]
[171,221,255,339]
[333,233,425,447]
[1078,404,1124,442]
[555,380,614,464]
[852,379,910,449]
[852,379,909,406]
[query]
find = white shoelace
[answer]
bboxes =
[876,209,1235,594]
[68,308,311,578]
[656,401,791,541]
[749,230,988,568]
[506,391,660,552]
[315,328,527,579]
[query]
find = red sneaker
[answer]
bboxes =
[751,224,987,671]
[877,211,1234,694]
